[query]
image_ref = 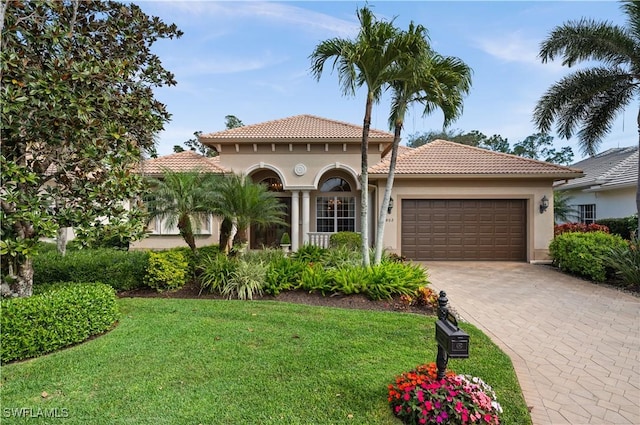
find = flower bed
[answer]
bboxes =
[388,362,502,424]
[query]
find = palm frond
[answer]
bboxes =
[621,0,640,41]
[533,67,636,155]
[539,18,636,67]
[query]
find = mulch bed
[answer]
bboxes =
[118,282,437,315]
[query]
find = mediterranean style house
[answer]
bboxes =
[554,146,638,224]
[132,114,583,262]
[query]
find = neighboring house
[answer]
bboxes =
[137,114,583,262]
[130,150,228,250]
[554,146,638,224]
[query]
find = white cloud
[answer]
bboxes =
[171,53,287,77]
[475,31,564,72]
[150,1,358,37]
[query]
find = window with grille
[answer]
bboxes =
[578,204,596,224]
[316,196,356,232]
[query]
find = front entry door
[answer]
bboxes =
[250,197,291,249]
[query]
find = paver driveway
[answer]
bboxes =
[424,261,639,425]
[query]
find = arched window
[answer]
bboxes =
[320,177,351,192]
[316,177,355,233]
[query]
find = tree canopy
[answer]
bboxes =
[534,0,640,228]
[406,130,574,164]
[0,0,182,296]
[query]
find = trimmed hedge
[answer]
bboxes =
[549,231,628,282]
[596,216,638,240]
[34,248,149,291]
[329,231,362,251]
[1,283,119,363]
[144,250,188,291]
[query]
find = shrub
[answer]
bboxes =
[292,244,328,263]
[329,266,368,295]
[299,263,331,294]
[34,249,149,291]
[170,245,220,279]
[549,231,628,282]
[264,257,306,296]
[1,283,119,363]
[321,245,362,268]
[280,232,291,245]
[601,237,640,287]
[329,231,361,251]
[554,222,609,236]
[400,286,439,310]
[243,248,286,265]
[144,250,188,291]
[224,260,266,300]
[366,262,429,300]
[199,253,236,294]
[596,215,638,240]
[388,362,502,425]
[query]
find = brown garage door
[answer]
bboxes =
[401,199,526,261]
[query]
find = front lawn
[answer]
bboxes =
[0,298,531,424]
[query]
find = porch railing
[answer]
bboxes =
[307,232,333,248]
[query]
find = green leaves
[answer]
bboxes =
[1,0,182,295]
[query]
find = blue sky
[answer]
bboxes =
[138,1,636,161]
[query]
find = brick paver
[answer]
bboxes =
[424,262,640,425]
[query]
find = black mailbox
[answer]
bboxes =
[435,311,469,359]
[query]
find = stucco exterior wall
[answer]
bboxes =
[373,178,555,262]
[561,187,637,220]
[215,141,383,189]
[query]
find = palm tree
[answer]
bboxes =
[212,174,286,253]
[146,169,219,252]
[553,191,579,224]
[374,30,472,264]
[310,6,423,267]
[533,0,640,231]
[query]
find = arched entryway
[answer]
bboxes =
[249,171,291,249]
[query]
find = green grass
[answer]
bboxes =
[0,298,531,425]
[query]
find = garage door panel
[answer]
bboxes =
[401,199,526,261]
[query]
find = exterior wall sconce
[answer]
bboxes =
[388,197,394,214]
[539,195,549,214]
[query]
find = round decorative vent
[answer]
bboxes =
[294,163,307,176]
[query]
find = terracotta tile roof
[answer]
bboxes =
[369,140,583,178]
[139,151,228,175]
[200,114,394,141]
[555,146,638,191]
[382,145,414,159]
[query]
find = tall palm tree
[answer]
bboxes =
[310,6,423,267]
[373,30,472,264]
[533,0,640,231]
[212,174,286,253]
[146,169,219,252]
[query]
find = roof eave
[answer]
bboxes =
[369,172,584,179]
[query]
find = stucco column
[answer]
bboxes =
[290,191,300,251]
[302,190,310,245]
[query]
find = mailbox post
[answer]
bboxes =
[435,291,469,379]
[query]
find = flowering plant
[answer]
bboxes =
[388,363,502,424]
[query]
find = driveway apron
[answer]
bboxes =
[424,261,639,425]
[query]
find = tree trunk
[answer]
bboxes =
[360,94,374,268]
[374,123,402,265]
[178,215,197,252]
[636,108,640,236]
[56,227,68,256]
[9,257,34,297]
[219,218,232,253]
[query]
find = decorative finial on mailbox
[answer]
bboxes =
[438,291,448,321]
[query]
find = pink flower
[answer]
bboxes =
[403,392,411,401]
[417,391,424,402]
